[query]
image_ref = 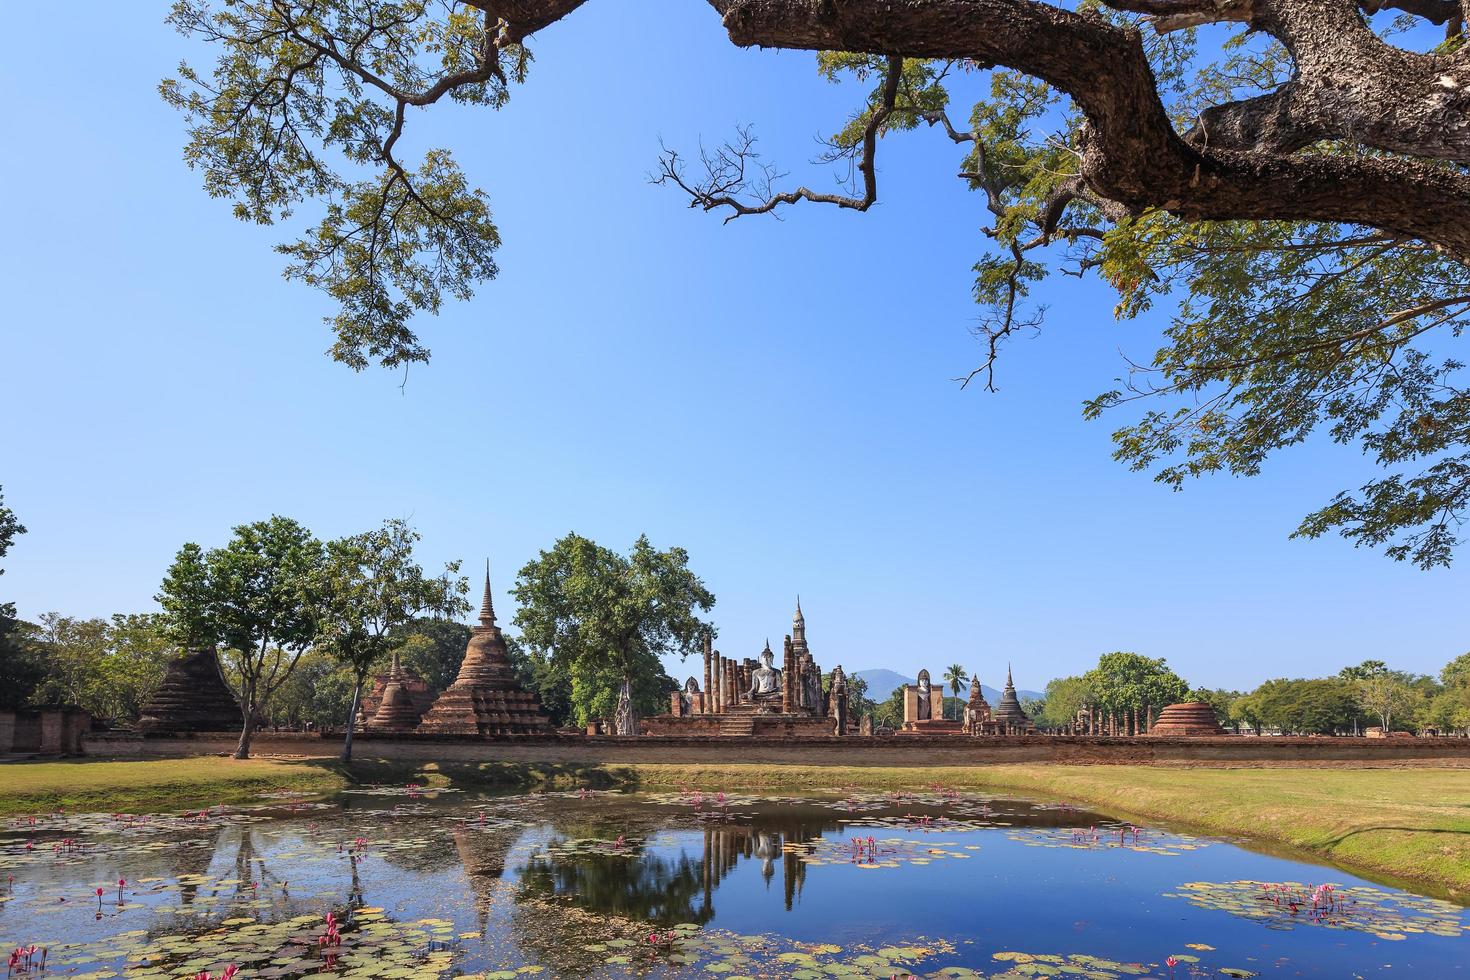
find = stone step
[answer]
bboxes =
[719,716,756,736]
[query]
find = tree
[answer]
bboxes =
[388,617,473,695]
[98,614,173,721]
[941,664,969,721]
[1187,687,1242,731]
[827,671,875,723]
[872,686,906,732]
[25,613,110,711]
[1236,677,1360,734]
[507,636,575,728]
[1353,669,1423,732]
[1082,652,1190,717]
[1037,675,1095,729]
[0,486,39,708]
[1339,659,1390,681]
[315,519,468,761]
[1440,652,1470,688]
[158,516,325,759]
[168,2,1470,567]
[513,534,713,731]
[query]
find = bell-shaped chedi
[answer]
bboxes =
[991,664,1036,732]
[416,564,551,736]
[1149,701,1225,736]
[137,646,244,734]
[362,650,433,733]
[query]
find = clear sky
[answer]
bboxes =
[2,2,1464,693]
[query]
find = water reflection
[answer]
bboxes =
[516,795,1105,923]
[2,791,1466,979]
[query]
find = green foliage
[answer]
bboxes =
[9,612,173,722]
[1340,659,1391,681]
[0,485,23,608]
[1186,687,1242,729]
[1081,652,1190,714]
[827,671,875,722]
[162,0,518,369]
[507,635,574,728]
[388,616,472,695]
[941,663,969,702]
[0,486,36,708]
[1351,669,1424,731]
[512,533,714,728]
[315,518,468,758]
[1036,675,1094,729]
[158,516,325,757]
[1441,652,1470,688]
[1233,677,1361,734]
[815,30,1470,568]
[872,687,905,731]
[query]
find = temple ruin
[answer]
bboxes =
[137,646,244,734]
[415,565,551,737]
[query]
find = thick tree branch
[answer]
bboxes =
[705,0,1470,263]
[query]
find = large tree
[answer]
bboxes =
[0,487,41,709]
[166,1,1470,567]
[512,533,714,731]
[315,519,468,761]
[158,516,325,758]
[1082,651,1191,715]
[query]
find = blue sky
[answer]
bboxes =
[2,2,1464,693]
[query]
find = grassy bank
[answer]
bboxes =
[4,756,1467,896]
[0,758,348,815]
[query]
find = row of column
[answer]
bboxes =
[1068,704,1155,735]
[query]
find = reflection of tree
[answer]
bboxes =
[521,849,711,926]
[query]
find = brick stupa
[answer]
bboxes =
[137,646,244,733]
[362,650,433,733]
[415,566,551,737]
[1149,701,1225,736]
[991,664,1036,732]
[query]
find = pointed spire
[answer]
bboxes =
[390,647,402,679]
[1006,662,1014,690]
[478,559,496,626]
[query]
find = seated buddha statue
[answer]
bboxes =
[748,643,783,703]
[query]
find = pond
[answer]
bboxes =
[2,786,1465,978]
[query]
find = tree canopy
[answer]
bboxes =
[1081,651,1191,713]
[158,516,325,758]
[314,518,468,759]
[166,0,1470,567]
[511,533,714,729]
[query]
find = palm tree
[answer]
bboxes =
[942,664,969,722]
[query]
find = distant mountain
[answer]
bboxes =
[852,669,913,702]
[854,668,1042,704]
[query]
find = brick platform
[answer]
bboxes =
[84,731,1470,768]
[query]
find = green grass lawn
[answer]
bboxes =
[0,757,347,815]
[4,756,1467,896]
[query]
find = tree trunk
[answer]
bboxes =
[234,678,256,760]
[342,677,363,763]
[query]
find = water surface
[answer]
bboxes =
[2,786,1464,978]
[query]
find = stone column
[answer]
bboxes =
[903,686,919,727]
[782,636,795,713]
[703,635,713,714]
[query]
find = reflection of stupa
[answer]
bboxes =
[416,565,551,736]
[454,825,519,936]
